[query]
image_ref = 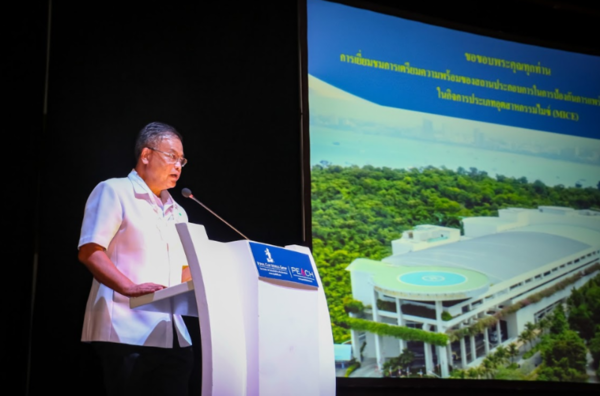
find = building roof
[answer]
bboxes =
[382,228,594,284]
[347,209,600,300]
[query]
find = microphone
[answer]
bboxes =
[181,188,249,240]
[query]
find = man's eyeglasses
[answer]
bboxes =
[147,147,188,167]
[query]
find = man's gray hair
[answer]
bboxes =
[134,121,183,160]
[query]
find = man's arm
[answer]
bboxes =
[78,243,166,297]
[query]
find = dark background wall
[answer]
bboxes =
[7,1,600,395]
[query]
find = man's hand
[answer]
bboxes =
[78,243,166,297]
[123,282,166,297]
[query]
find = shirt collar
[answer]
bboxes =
[128,169,175,209]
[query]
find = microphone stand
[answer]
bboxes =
[181,188,249,240]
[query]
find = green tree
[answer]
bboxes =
[538,316,551,335]
[494,345,509,366]
[518,328,534,351]
[568,304,595,340]
[537,358,588,382]
[382,348,415,377]
[567,275,600,341]
[549,305,568,335]
[507,343,520,363]
[536,329,588,383]
[588,326,600,369]
[480,356,497,379]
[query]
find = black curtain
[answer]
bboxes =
[27,2,302,395]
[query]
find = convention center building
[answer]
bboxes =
[346,206,600,377]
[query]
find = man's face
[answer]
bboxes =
[142,135,184,196]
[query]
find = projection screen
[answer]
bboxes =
[307,0,600,382]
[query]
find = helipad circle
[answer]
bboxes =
[399,271,467,286]
[351,260,490,300]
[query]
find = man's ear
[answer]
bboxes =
[141,147,151,164]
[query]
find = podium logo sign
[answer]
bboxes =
[249,242,318,288]
[291,267,314,280]
[265,248,275,263]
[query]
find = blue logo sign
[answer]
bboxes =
[249,242,318,288]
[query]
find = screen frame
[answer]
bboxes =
[298,0,600,393]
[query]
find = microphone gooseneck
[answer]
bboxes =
[181,188,249,240]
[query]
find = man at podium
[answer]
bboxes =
[77,122,194,396]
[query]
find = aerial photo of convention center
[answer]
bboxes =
[345,206,600,377]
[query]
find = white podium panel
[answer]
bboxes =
[130,223,335,396]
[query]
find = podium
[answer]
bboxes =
[130,223,336,396]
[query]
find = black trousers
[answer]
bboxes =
[92,337,194,396]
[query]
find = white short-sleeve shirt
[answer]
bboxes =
[79,170,192,348]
